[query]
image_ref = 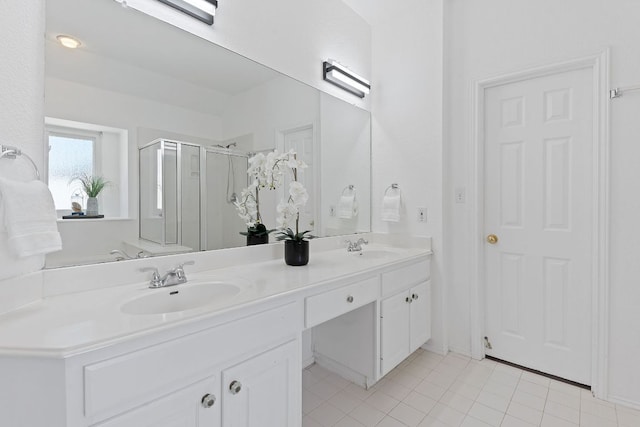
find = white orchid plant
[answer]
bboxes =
[234,149,313,241]
[275,157,314,242]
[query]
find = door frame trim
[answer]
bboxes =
[468,51,610,398]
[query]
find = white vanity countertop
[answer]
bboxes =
[0,238,431,358]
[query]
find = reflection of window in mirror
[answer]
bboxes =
[44,118,130,218]
[46,127,97,213]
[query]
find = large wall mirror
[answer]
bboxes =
[44,0,371,268]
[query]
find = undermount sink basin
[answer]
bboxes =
[121,282,241,315]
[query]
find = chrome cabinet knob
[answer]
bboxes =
[229,380,242,395]
[405,296,412,303]
[412,293,419,300]
[346,295,354,303]
[201,394,216,408]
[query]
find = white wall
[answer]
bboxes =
[0,1,45,180]
[122,0,371,112]
[221,76,373,238]
[344,0,446,353]
[220,75,320,231]
[445,0,640,406]
[320,93,371,236]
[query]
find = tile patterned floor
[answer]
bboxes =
[302,349,640,427]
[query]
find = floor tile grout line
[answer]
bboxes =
[302,349,639,427]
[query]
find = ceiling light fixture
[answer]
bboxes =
[157,0,218,25]
[56,35,81,49]
[323,59,370,98]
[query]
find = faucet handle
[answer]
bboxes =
[357,238,369,245]
[140,266,162,287]
[171,260,195,282]
[171,260,195,273]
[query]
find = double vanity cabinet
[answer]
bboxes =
[0,241,431,427]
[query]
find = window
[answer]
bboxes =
[45,118,129,219]
[46,128,100,211]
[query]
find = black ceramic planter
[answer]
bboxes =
[246,234,269,246]
[284,240,309,266]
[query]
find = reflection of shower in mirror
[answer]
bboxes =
[139,138,251,253]
[213,142,238,204]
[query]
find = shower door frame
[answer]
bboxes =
[139,138,201,247]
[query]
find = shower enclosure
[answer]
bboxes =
[139,139,249,251]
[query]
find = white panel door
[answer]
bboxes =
[221,340,300,427]
[484,67,593,384]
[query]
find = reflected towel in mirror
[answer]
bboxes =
[337,194,358,219]
[0,178,62,258]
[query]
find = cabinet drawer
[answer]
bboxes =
[381,259,430,297]
[83,302,299,422]
[305,276,379,328]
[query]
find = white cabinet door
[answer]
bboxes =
[409,281,431,352]
[94,377,220,427]
[380,291,411,376]
[221,340,300,427]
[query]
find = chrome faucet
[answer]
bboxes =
[345,238,369,253]
[140,261,195,288]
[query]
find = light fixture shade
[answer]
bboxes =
[323,60,370,98]
[157,0,218,25]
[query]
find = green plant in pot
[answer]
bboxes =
[72,173,110,216]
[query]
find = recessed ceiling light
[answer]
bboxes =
[56,35,81,49]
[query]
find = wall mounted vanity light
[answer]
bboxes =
[322,59,371,98]
[156,0,218,25]
[56,35,82,49]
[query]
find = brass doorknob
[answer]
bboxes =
[486,234,499,244]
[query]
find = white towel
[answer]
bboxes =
[381,193,401,222]
[337,195,358,219]
[0,178,62,257]
[0,230,45,281]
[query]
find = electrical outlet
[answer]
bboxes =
[455,187,466,204]
[329,205,336,217]
[417,208,427,222]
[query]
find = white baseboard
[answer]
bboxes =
[422,340,448,356]
[447,346,473,359]
[302,356,315,369]
[608,394,640,411]
[313,353,375,389]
